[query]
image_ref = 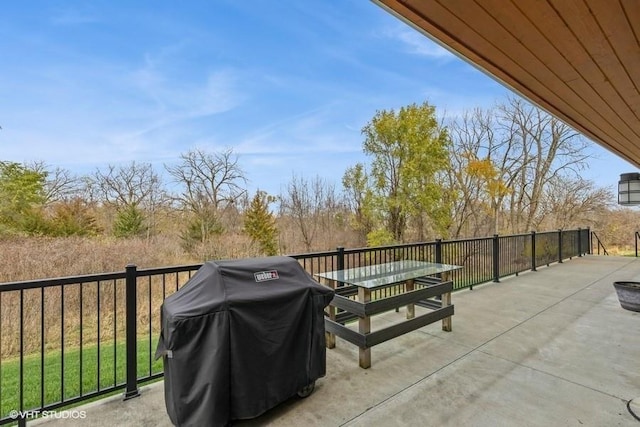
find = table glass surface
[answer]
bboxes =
[315,260,461,289]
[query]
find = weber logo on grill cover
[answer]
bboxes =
[254,270,279,282]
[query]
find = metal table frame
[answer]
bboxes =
[315,260,461,368]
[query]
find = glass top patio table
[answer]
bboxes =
[315,260,461,290]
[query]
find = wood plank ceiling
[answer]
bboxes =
[373,0,640,167]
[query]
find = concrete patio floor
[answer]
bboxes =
[34,255,640,426]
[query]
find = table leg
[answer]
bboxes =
[405,278,415,319]
[323,278,336,348]
[442,272,452,331]
[358,287,371,368]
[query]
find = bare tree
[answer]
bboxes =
[537,177,614,230]
[27,161,80,204]
[165,148,247,244]
[94,162,162,207]
[93,161,165,237]
[498,97,591,232]
[447,96,592,235]
[279,174,344,252]
[166,148,245,211]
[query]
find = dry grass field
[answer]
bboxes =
[0,236,196,283]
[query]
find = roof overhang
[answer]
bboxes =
[373,0,640,167]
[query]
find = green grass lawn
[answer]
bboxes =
[0,336,163,420]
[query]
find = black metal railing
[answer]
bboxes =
[591,231,609,255]
[0,228,592,425]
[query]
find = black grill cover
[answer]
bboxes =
[155,256,334,427]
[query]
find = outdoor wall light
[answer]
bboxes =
[618,173,640,205]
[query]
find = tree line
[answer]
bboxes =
[0,96,614,258]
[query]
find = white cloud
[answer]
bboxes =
[0,55,245,171]
[128,50,243,124]
[386,26,454,60]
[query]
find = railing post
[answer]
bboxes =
[337,246,345,270]
[336,247,345,288]
[435,239,443,283]
[493,234,500,282]
[635,232,638,258]
[558,229,563,263]
[531,231,537,271]
[124,264,140,400]
[577,228,582,257]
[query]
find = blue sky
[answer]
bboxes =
[0,0,636,197]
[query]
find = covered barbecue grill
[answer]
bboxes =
[155,256,334,427]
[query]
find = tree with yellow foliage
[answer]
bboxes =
[349,101,450,243]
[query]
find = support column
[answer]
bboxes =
[405,278,415,319]
[358,287,371,369]
[323,278,336,349]
[442,272,452,331]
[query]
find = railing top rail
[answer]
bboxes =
[443,236,495,243]
[341,242,436,256]
[498,233,531,239]
[136,263,203,277]
[0,271,126,292]
[290,250,339,259]
[0,263,210,292]
[289,242,437,260]
[536,230,562,236]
